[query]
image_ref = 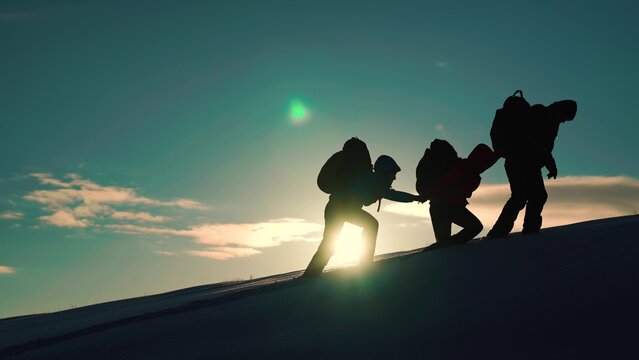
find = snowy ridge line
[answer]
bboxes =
[0,280,239,325]
[0,261,394,358]
[3,215,637,358]
[0,273,306,359]
[0,270,305,349]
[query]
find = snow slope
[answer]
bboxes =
[2,215,638,359]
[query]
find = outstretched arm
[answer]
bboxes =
[382,188,421,203]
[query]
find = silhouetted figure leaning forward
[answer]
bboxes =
[488,97,577,238]
[303,138,423,278]
[416,139,498,250]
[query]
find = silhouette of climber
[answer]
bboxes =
[417,140,498,249]
[303,155,424,277]
[487,100,577,237]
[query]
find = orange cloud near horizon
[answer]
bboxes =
[107,218,323,260]
[0,265,16,275]
[186,247,262,261]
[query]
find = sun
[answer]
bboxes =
[327,223,364,268]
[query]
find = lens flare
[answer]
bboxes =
[289,99,309,124]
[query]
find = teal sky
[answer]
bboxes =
[1,1,638,318]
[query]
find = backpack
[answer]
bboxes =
[490,90,531,157]
[415,139,459,199]
[459,143,499,198]
[317,137,372,194]
[467,143,499,174]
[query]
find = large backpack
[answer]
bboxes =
[490,90,531,157]
[467,143,499,174]
[415,139,459,199]
[317,137,372,194]
[417,141,496,201]
[460,143,499,197]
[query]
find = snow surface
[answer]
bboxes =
[1,215,638,359]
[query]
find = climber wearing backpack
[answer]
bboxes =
[303,138,424,278]
[487,92,577,238]
[416,139,498,249]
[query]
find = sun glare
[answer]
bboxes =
[289,98,309,124]
[327,223,364,268]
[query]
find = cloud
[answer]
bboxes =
[107,218,323,260]
[161,199,207,210]
[111,211,170,223]
[27,174,156,207]
[384,202,430,219]
[385,176,639,232]
[436,61,449,69]
[40,210,90,228]
[73,203,111,218]
[24,173,206,228]
[20,172,292,260]
[20,173,322,260]
[186,247,262,261]
[105,224,182,236]
[26,173,206,209]
[0,266,17,275]
[30,173,73,188]
[107,218,322,247]
[154,251,175,256]
[0,211,23,220]
[184,218,323,248]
